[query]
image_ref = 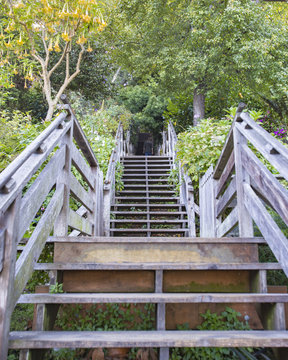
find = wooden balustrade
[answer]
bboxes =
[0,96,103,357]
[200,103,288,276]
[163,122,198,236]
[103,122,130,236]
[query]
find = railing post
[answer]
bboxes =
[233,122,253,237]
[200,165,216,237]
[0,194,21,360]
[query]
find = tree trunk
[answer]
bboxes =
[193,87,205,126]
[45,104,55,122]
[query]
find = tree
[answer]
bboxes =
[109,0,288,124]
[0,0,108,121]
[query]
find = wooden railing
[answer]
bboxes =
[163,121,199,236]
[0,95,103,357]
[103,122,129,236]
[200,103,288,276]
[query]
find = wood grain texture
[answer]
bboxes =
[71,143,95,189]
[34,262,282,271]
[14,185,64,304]
[68,209,92,236]
[69,173,94,213]
[18,147,65,241]
[216,207,238,238]
[243,183,288,276]
[200,166,216,237]
[215,150,235,198]
[18,293,288,304]
[9,330,288,349]
[216,177,236,217]
[241,144,288,226]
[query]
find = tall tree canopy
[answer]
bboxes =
[109,0,288,123]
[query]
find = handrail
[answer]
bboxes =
[0,97,104,357]
[164,121,198,236]
[103,121,128,236]
[200,103,288,276]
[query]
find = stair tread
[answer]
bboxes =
[117,191,176,194]
[48,236,266,244]
[34,262,281,271]
[111,211,187,215]
[9,330,288,349]
[110,219,188,223]
[111,204,185,207]
[18,292,288,304]
[115,197,179,200]
[110,228,187,232]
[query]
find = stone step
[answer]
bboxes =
[18,292,288,304]
[9,330,288,349]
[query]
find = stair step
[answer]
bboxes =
[18,292,288,304]
[111,211,187,217]
[34,262,281,271]
[123,179,169,182]
[117,191,176,195]
[122,174,169,178]
[9,330,288,349]
[115,197,179,201]
[123,160,172,164]
[110,228,186,233]
[124,164,171,168]
[123,185,172,188]
[48,236,266,244]
[111,204,185,209]
[110,220,187,223]
[122,156,172,160]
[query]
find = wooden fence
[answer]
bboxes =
[0,95,103,357]
[200,103,288,276]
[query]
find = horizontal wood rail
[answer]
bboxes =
[162,121,198,236]
[200,103,288,276]
[0,95,104,358]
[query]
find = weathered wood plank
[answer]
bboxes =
[69,206,88,237]
[0,195,21,360]
[18,147,66,241]
[9,330,288,349]
[0,228,5,273]
[215,150,235,199]
[48,236,266,244]
[233,127,253,237]
[18,292,288,304]
[0,112,67,192]
[70,173,94,213]
[34,262,282,271]
[216,177,236,218]
[236,118,288,182]
[241,144,288,226]
[216,207,238,238]
[243,183,288,277]
[0,121,71,214]
[53,242,257,264]
[14,185,64,304]
[68,209,92,236]
[200,166,216,237]
[71,143,95,189]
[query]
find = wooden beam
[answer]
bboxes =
[216,177,236,217]
[14,185,64,304]
[18,293,288,304]
[9,330,288,349]
[34,262,282,271]
[69,173,94,213]
[243,183,288,276]
[18,147,65,241]
[68,209,93,236]
[241,144,288,226]
[214,150,235,198]
[216,207,238,237]
[71,143,95,189]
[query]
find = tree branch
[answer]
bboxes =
[48,41,70,78]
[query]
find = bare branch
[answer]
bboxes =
[65,51,70,80]
[54,44,85,104]
[48,42,70,78]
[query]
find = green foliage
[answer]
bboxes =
[115,161,124,192]
[0,110,48,172]
[118,85,167,147]
[170,307,255,360]
[163,93,194,131]
[49,282,64,294]
[176,118,232,184]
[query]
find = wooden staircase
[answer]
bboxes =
[110,155,188,237]
[1,100,288,359]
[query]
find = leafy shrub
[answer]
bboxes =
[0,110,48,172]
[176,118,232,184]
